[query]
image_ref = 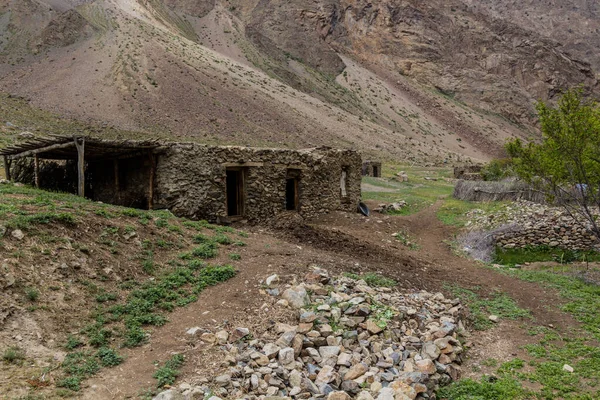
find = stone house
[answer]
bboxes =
[362,160,382,177]
[1,137,362,223]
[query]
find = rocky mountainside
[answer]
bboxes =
[0,0,597,163]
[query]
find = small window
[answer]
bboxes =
[372,165,379,177]
[340,167,348,197]
[286,169,300,211]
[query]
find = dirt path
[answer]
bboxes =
[81,203,579,398]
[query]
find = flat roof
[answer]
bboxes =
[0,135,161,160]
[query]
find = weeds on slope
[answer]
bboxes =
[442,265,600,399]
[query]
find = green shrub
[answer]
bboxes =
[2,346,25,364]
[124,325,147,347]
[57,376,81,391]
[229,253,241,260]
[153,354,185,387]
[214,233,232,245]
[192,242,218,259]
[25,287,39,302]
[64,335,83,350]
[96,347,124,367]
[481,158,513,181]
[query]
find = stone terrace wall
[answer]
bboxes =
[470,202,600,251]
[154,144,362,223]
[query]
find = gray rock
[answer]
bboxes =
[278,347,295,365]
[11,229,24,240]
[282,286,310,308]
[152,389,185,400]
[263,343,281,358]
[214,374,231,386]
[266,274,280,287]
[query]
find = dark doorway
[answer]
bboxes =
[286,178,299,211]
[372,165,379,177]
[286,169,300,211]
[226,168,244,216]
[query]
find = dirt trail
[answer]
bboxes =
[81,203,578,398]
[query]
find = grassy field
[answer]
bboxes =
[443,263,600,400]
[361,164,455,215]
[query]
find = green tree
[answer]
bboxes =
[507,88,600,240]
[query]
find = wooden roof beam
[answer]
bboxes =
[7,141,75,160]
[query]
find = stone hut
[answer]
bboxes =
[453,165,483,181]
[362,160,382,177]
[1,137,362,223]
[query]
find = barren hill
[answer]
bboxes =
[0,0,598,163]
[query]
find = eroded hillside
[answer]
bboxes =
[0,0,598,163]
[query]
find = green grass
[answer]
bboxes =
[153,354,185,388]
[25,287,40,302]
[361,165,454,216]
[0,183,244,393]
[495,246,600,265]
[436,198,508,227]
[2,346,25,364]
[444,263,600,399]
[445,285,531,330]
[498,266,600,340]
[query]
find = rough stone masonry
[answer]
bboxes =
[155,144,362,223]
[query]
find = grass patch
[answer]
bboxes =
[448,264,600,398]
[495,246,600,265]
[343,272,397,288]
[436,198,508,227]
[439,375,531,400]
[445,285,530,330]
[2,346,25,364]
[497,267,600,340]
[361,166,453,216]
[153,354,185,388]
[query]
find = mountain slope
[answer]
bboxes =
[0,0,597,163]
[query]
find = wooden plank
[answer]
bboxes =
[34,154,39,188]
[148,150,156,210]
[74,138,85,197]
[7,141,75,159]
[222,162,263,167]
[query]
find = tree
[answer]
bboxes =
[507,88,600,241]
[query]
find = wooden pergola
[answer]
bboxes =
[0,135,162,208]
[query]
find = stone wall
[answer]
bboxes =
[155,144,362,223]
[476,202,600,251]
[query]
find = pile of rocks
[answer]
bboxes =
[156,268,466,400]
[464,201,599,251]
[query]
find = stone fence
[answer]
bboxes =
[491,209,599,251]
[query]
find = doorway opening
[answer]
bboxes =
[285,169,300,211]
[372,165,379,177]
[226,168,245,217]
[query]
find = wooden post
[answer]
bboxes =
[3,156,11,181]
[34,154,40,188]
[148,150,155,210]
[113,159,120,201]
[74,137,85,197]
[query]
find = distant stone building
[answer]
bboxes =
[453,165,483,181]
[362,160,382,177]
[2,137,362,223]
